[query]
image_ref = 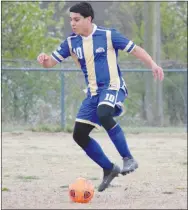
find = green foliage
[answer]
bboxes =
[2,2,63,59]
[163,72,186,125]
[160,2,187,62]
[2,71,61,124]
[2,2,65,126]
[2,187,10,192]
[104,2,187,63]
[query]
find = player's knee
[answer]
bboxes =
[73,126,90,149]
[73,122,94,148]
[97,105,112,124]
[97,105,116,130]
[99,115,116,130]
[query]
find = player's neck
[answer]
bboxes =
[81,24,94,37]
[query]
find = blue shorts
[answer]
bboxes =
[76,88,128,129]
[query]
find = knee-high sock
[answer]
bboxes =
[107,124,132,158]
[84,137,113,170]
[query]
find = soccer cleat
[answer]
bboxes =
[121,157,138,175]
[98,164,121,192]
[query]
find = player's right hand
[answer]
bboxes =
[37,53,49,64]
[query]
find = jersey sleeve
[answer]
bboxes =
[51,39,71,63]
[111,29,136,53]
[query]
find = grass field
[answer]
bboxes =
[2,130,187,209]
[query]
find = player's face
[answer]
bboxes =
[70,12,91,35]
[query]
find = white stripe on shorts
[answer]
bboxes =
[75,118,101,130]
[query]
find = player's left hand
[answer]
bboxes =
[152,65,164,81]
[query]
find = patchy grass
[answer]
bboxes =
[30,125,186,134]
[2,187,10,192]
[31,124,73,133]
[2,123,185,134]
[122,126,186,134]
[176,187,187,191]
[90,177,98,181]
[31,125,63,132]
[65,126,73,133]
[28,146,46,150]
[181,162,187,166]
[162,191,174,195]
[60,185,69,189]
[29,146,41,149]
[17,175,39,181]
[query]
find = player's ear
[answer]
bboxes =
[87,16,92,23]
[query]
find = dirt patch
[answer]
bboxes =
[2,131,187,209]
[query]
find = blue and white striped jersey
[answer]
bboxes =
[51,24,136,96]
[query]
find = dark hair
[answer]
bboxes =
[69,2,94,21]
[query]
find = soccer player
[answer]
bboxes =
[37,2,164,192]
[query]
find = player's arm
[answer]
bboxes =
[111,29,164,81]
[37,39,71,68]
[130,46,164,81]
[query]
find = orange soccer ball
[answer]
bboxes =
[69,177,94,203]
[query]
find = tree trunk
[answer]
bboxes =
[143,2,154,125]
[153,2,164,126]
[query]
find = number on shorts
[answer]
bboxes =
[104,93,115,102]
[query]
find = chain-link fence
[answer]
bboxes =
[2,60,187,131]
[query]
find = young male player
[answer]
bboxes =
[37,2,164,192]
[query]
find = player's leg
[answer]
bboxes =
[97,104,133,158]
[74,96,120,191]
[73,121,113,170]
[97,89,138,175]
